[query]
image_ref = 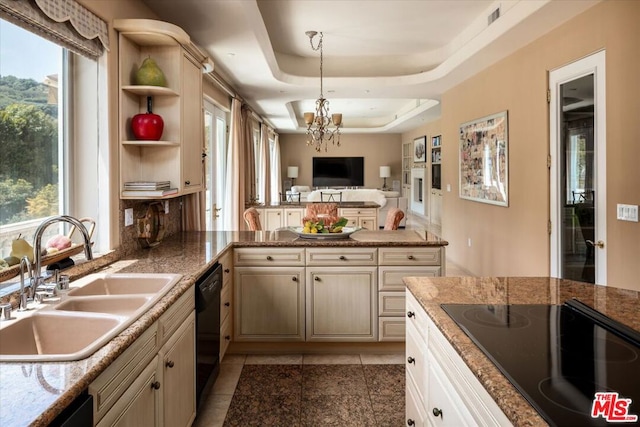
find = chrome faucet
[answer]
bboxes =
[32,215,93,296]
[18,256,33,311]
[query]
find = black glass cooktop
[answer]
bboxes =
[441,300,640,427]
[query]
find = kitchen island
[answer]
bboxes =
[0,228,445,427]
[405,276,640,426]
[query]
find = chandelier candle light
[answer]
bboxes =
[379,166,391,190]
[304,31,342,152]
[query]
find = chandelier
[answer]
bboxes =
[304,31,342,152]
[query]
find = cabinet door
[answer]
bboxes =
[263,208,283,230]
[181,53,203,193]
[430,190,442,226]
[97,356,161,427]
[234,267,305,341]
[359,216,377,230]
[306,267,377,341]
[284,208,304,227]
[162,312,196,427]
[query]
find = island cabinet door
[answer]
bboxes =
[234,267,305,341]
[306,267,378,341]
[284,208,304,227]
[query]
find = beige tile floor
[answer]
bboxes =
[194,213,473,426]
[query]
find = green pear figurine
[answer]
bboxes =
[135,57,167,87]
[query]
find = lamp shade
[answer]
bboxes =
[379,166,391,178]
[287,166,299,179]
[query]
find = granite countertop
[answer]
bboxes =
[246,201,381,209]
[404,276,640,427]
[0,229,445,427]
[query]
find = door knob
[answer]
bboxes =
[586,240,605,248]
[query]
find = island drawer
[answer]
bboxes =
[379,247,442,266]
[306,247,377,266]
[234,247,305,266]
[379,291,405,316]
[378,317,405,342]
[378,266,442,291]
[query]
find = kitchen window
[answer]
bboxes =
[0,19,66,256]
[0,16,109,284]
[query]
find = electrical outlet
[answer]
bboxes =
[164,200,169,214]
[124,208,134,226]
[446,184,451,192]
[468,238,472,247]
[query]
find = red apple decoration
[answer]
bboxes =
[131,96,164,140]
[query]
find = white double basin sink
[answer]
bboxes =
[0,273,182,362]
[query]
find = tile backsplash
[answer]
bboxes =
[119,198,182,256]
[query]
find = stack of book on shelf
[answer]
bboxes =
[122,181,178,197]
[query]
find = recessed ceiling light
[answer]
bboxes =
[365,90,370,94]
[227,53,235,57]
[327,90,335,93]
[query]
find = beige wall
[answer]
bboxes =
[279,133,402,189]
[434,0,640,290]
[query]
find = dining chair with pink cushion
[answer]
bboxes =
[243,207,262,231]
[384,208,405,230]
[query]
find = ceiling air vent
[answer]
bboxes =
[488,7,501,25]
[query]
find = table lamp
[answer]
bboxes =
[379,166,391,190]
[287,166,299,186]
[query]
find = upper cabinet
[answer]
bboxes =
[114,19,210,199]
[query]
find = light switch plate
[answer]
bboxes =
[164,200,169,214]
[124,208,134,226]
[616,204,639,222]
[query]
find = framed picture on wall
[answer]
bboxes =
[459,111,509,206]
[413,136,426,163]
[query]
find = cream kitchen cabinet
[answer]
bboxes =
[256,207,304,229]
[306,248,378,341]
[219,249,233,360]
[90,287,195,426]
[405,292,512,427]
[339,207,378,229]
[114,19,207,199]
[233,249,304,343]
[284,208,304,227]
[378,247,444,342]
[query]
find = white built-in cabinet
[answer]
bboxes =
[405,291,512,427]
[430,190,442,227]
[114,19,206,199]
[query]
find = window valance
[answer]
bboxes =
[0,0,109,59]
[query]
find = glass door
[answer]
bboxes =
[550,51,606,285]
[204,100,227,230]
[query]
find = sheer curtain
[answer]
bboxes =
[243,106,256,205]
[270,132,282,204]
[223,98,244,230]
[258,123,271,205]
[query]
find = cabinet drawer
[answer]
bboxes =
[90,323,159,422]
[378,317,405,342]
[339,207,377,217]
[427,356,475,426]
[406,320,427,401]
[159,286,195,345]
[220,315,232,361]
[379,291,406,316]
[221,282,232,323]
[218,249,233,287]
[379,247,442,266]
[379,266,442,291]
[406,291,429,340]
[306,247,377,266]
[406,378,427,427]
[234,247,305,266]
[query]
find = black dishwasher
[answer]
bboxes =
[194,261,222,409]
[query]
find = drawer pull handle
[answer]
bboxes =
[432,408,443,418]
[151,381,161,390]
[166,360,175,368]
[314,276,320,281]
[266,255,273,261]
[224,302,230,307]
[224,268,230,273]
[339,255,346,260]
[292,276,298,282]
[407,356,415,364]
[407,311,415,318]
[407,420,415,426]
[407,255,415,260]
[225,335,231,341]
[185,180,191,185]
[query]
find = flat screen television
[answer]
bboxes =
[312,157,364,187]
